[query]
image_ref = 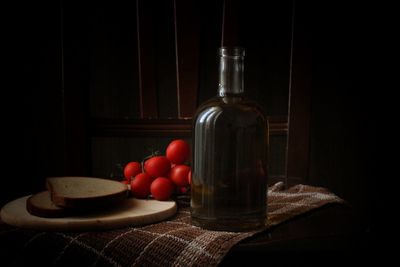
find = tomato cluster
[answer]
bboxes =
[122,139,191,201]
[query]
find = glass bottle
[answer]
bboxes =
[191,47,269,231]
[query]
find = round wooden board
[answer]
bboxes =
[1,195,177,231]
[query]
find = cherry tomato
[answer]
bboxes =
[166,139,190,164]
[144,156,171,178]
[170,164,191,187]
[124,161,142,180]
[130,172,153,199]
[150,177,174,201]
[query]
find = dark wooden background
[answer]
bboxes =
[3,0,376,240]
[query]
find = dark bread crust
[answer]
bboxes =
[46,177,129,209]
[49,189,129,209]
[26,191,73,218]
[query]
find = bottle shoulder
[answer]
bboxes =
[193,96,267,126]
[195,96,266,115]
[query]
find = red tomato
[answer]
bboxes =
[144,156,171,178]
[166,139,190,164]
[170,165,191,187]
[150,177,175,201]
[130,172,153,199]
[124,161,142,180]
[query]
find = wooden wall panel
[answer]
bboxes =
[196,0,223,105]
[87,0,292,180]
[89,2,140,119]
[2,0,293,206]
[154,0,179,119]
[91,117,286,138]
[136,0,158,118]
[286,1,311,183]
[240,1,292,117]
[200,0,293,117]
[174,0,199,118]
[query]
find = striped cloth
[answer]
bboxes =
[0,182,344,267]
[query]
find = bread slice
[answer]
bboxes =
[26,191,73,218]
[46,177,128,209]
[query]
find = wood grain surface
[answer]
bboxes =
[1,196,177,231]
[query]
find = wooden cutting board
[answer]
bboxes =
[0,195,177,231]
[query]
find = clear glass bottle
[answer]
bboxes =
[191,47,269,231]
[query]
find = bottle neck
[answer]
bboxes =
[218,47,245,97]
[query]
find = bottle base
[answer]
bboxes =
[191,216,266,232]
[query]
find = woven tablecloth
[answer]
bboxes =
[0,182,344,266]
